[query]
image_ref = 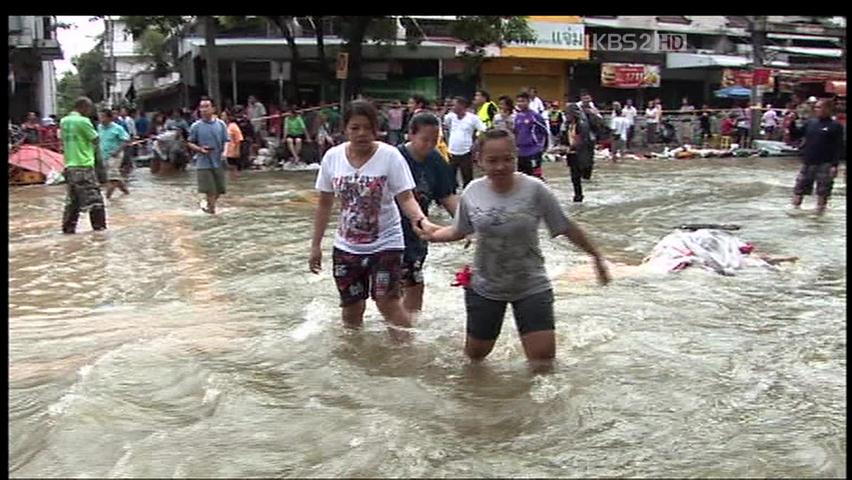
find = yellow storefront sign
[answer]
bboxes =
[501,16,590,61]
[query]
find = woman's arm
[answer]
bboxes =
[427,225,466,243]
[309,192,335,273]
[561,222,602,258]
[439,194,460,218]
[396,190,427,224]
[560,222,611,285]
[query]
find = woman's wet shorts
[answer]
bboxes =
[464,288,555,341]
[332,248,404,306]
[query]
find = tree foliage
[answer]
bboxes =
[73,48,104,102]
[121,16,191,39]
[452,16,536,54]
[136,28,171,76]
[56,71,83,116]
[452,16,536,79]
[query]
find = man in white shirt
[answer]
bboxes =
[529,87,546,115]
[610,108,631,159]
[645,99,662,145]
[444,96,486,188]
[623,99,638,147]
[247,95,268,140]
[761,104,778,138]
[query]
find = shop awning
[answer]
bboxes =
[765,45,842,58]
[826,80,846,96]
[714,85,752,98]
[666,52,789,69]
[667,53,749,68]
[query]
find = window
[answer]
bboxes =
[42,16,52,40]
[9,16,23,33]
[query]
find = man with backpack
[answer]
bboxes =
[564,103,595,202]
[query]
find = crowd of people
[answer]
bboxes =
[45,86,845,369]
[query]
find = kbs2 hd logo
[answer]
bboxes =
[586,33,687,52]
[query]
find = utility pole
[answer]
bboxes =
[749,15,766,148]
[203,16,221,107]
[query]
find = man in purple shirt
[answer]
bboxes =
[513,92,549,179]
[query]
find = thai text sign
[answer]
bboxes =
[512,21,585,50]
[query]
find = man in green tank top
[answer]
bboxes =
[60,96,107,234]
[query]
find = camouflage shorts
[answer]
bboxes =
[64,168,105,212]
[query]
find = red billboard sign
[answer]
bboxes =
[601,63,660,89]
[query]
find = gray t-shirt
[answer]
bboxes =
[188,118,229,169]
[453,173,572,301]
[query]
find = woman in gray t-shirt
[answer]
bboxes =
[418,129,610,368]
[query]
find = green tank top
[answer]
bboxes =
[286,115,306,136]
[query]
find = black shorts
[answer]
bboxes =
[287,134,306,141]
[464,288,555,341]
[794,163,835,197]
[226,157,242,170]
[517,152,543,177]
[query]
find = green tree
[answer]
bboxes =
[337,16,535,98]
[56,71,83,116]
[73,48,104,102]
[120,16,221,105]
[136,28,171,77]
[452,16,536,80]
[264,16,304,104]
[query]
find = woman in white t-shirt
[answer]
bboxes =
[310,101,438,341]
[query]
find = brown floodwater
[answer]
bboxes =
[9,157,846,477]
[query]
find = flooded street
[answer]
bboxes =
[9,157,846,478]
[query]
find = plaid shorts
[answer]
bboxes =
[332,248,404,306]
[794,163,835,197]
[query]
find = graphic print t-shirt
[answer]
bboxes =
[315,142,416,254]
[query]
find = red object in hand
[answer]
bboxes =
[739,243,755,254]
[451,265,472,287]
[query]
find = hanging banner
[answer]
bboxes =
[601,63,660,88]
[721,68,774,88]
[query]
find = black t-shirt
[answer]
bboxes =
[396,144,457,261]
[236,115,255,139]
[802,118,844,166]
[700,113,711,132]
